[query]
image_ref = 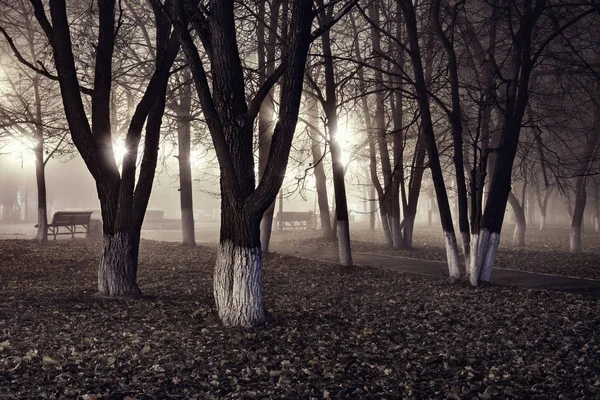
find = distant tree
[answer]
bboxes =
[0,7,71,240]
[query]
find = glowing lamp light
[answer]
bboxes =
[113,139,128,163]
[4,137,36,162]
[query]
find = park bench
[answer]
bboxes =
[142,210,165,230]
[276,211,315,230]
[46,211,93,240]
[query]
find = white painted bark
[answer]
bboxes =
[477,230,501,283]
[512,222,526,247]
[337,220,353,266]
[539,215,546,231]
[595,216,599,233]
[443,231,461,282]
[98,233,142,297]
[570,226,582,253]
[214,241,265,327]
[467,233,479,281]
[35,208,48,241]
[181,208,196,246]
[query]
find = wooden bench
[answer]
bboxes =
[276,211,315,230]
[46,211,93,240]
[142,210,165,230]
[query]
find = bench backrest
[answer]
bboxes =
[51,211,93,225]
[277,211,313,222]
[145,210,165,220]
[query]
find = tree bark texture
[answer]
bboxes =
[98,232,142,297]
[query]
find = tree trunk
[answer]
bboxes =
[215,206,265,327]
[34,138,48,241]
[570,104,600,251]
[508,191,526,247]
[31,74,48,241]
[401,0,460,280]
[308,99,334,239]
[432,0,470,265]
[369,183,376,231]
[536,186,551,231]
[177,0,318,326]
[177,119,196,246]
[98,231,142,297]
[258,98,276,252]
[320,6,352,266]
[176,76,196,246]
[570,182,586,253]
[369,0,402,249]
[257,1,281,252]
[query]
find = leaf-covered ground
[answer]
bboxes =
[1,239,599,399]
[281,225,600,280]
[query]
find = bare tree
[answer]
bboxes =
[174,0,356,326]
[7,0,181,296]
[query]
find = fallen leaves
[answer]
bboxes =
[0,238,598,399]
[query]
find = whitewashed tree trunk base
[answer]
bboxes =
[478,230,501,283]
[181,208,196,246]
[468,233,479,282]
[512,222,526,247]
[98,233,142,297]
[34,208,47,241]
[595,217,599,233]
[570,226,582,253]
[337,220,353,267]
[214,241,265,327]
[443,231,461,282]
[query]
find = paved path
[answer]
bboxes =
[269,244,600,295]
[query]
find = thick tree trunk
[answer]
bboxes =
[215,239,265,327]
[98,231,142,297]
[468,229,501,285]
